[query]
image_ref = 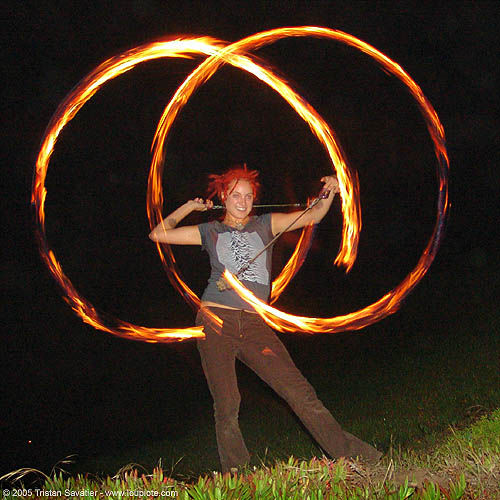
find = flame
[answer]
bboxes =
[269,223,315,304]
[31,38,231,342]
[149,27,449,335]
[149,32,360,275]
[147,28,364,335]
[32,27,449,341]
[32,35,345,342]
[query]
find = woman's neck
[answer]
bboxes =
[223,213,250,230]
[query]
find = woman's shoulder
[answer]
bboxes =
[254,212,272,226]
[198,219,225,233]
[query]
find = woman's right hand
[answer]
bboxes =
[188,198,213,211]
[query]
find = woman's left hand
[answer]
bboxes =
[320,175,340,196]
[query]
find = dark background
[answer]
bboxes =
[2,1,498,475]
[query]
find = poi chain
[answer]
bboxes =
[32,27,449,342]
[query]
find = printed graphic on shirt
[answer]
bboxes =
[216,231,269,285]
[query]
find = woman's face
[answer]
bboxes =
[223,179,254,220]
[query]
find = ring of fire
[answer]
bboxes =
[32,27,449,342]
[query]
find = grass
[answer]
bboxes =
[1,410,498,498]
[429,409,500,493]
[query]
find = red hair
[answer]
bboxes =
[207,164,261,202]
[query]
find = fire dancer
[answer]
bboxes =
[149,165,381,473]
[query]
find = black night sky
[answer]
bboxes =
[2,1,499,476]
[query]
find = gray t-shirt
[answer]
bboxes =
[198,213,274,309]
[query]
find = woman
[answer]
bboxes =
[149,165,381,473]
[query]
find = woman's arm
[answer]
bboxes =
[149,198,213,245]
[271,176,339,236]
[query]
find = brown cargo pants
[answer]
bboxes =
[196,306,381,473]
